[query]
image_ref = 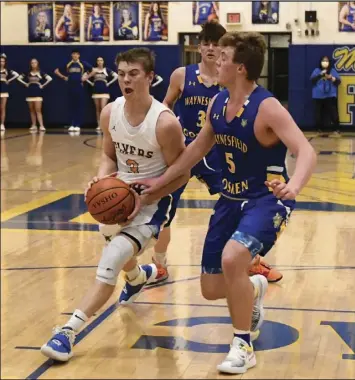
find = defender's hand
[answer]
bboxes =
[265,179,298,200]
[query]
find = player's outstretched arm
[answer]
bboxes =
[261,97,317,200]
[140,96,217,196]
[163,67,185,110]
[138,111,190,205]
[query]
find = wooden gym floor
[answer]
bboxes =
[1,129,355,379]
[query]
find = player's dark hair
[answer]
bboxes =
[219,32,266,81]
[71,49,80,54]
[198,20,226,43]
[116,47,155,74]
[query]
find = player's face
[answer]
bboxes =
[117,61,153,100]
[122,9,129,21]
[216,47,245,86]
[97,57,104,68]
[38,12,45,23]
[0,58,5,69]
[94,5,100,14]
[199,40,221,64]
[72,52,80,61]
[153,3,159,13]
[31,59,39,70]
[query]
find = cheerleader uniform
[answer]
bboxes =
[87,68,118,99]
[18,71,52,102]
[64,16,76,42]
[0,68,19,98]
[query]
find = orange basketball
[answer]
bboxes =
[86,177,135,225]
[103,26,109,36]
[57,28,67,41]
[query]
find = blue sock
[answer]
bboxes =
[233,330,251,345]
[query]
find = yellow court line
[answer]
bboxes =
[1,191,74,222]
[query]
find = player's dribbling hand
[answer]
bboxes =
[84,172,118,201]
[265,179,298,200]
[84,176,100,200]
[122,188,141,226]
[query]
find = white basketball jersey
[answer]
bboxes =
[108,96,173,227]
[109,96,172,184]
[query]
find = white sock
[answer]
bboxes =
[233,328,250,335]
[64,309,89,332]
[153,252,167,267]
[126,265,140,281]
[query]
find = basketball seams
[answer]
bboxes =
[87,186,130,205]
[86,178,136,224]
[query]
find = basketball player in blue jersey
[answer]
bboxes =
[144,2,166,41]
[136,32,317,374]
[339,2,355,31]
[118,22,281,304]
[54,50,94,132]
[194,1,219,25]
[55,3,78,42]
[87,3,109,42]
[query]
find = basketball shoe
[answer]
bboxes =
[119,264,160,304]
[41,326,75,362]
[249,255,283,283]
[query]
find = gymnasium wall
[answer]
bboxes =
[1,2,355,128]
[1,45,180,126]
[1,2,355,45]
[289,44,355,129]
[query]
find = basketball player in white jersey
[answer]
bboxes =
[40,48,191,362]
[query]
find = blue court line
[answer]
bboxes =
[25,275,198,380]
[133,301,355,315]
[2,265,355,271]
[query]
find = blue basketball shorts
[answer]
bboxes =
[201,193,296,274]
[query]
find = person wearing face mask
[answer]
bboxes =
[310,56,341,136]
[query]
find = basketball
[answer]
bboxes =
[57,28,67,41]
[85,177,135,225]
[103,26,109,36]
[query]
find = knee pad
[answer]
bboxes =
[96,235,134,286]
[99,223,121,244]
[120,224,157,254]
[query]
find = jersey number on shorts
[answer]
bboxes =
[196,110,206,128]
[225,153,236,173]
